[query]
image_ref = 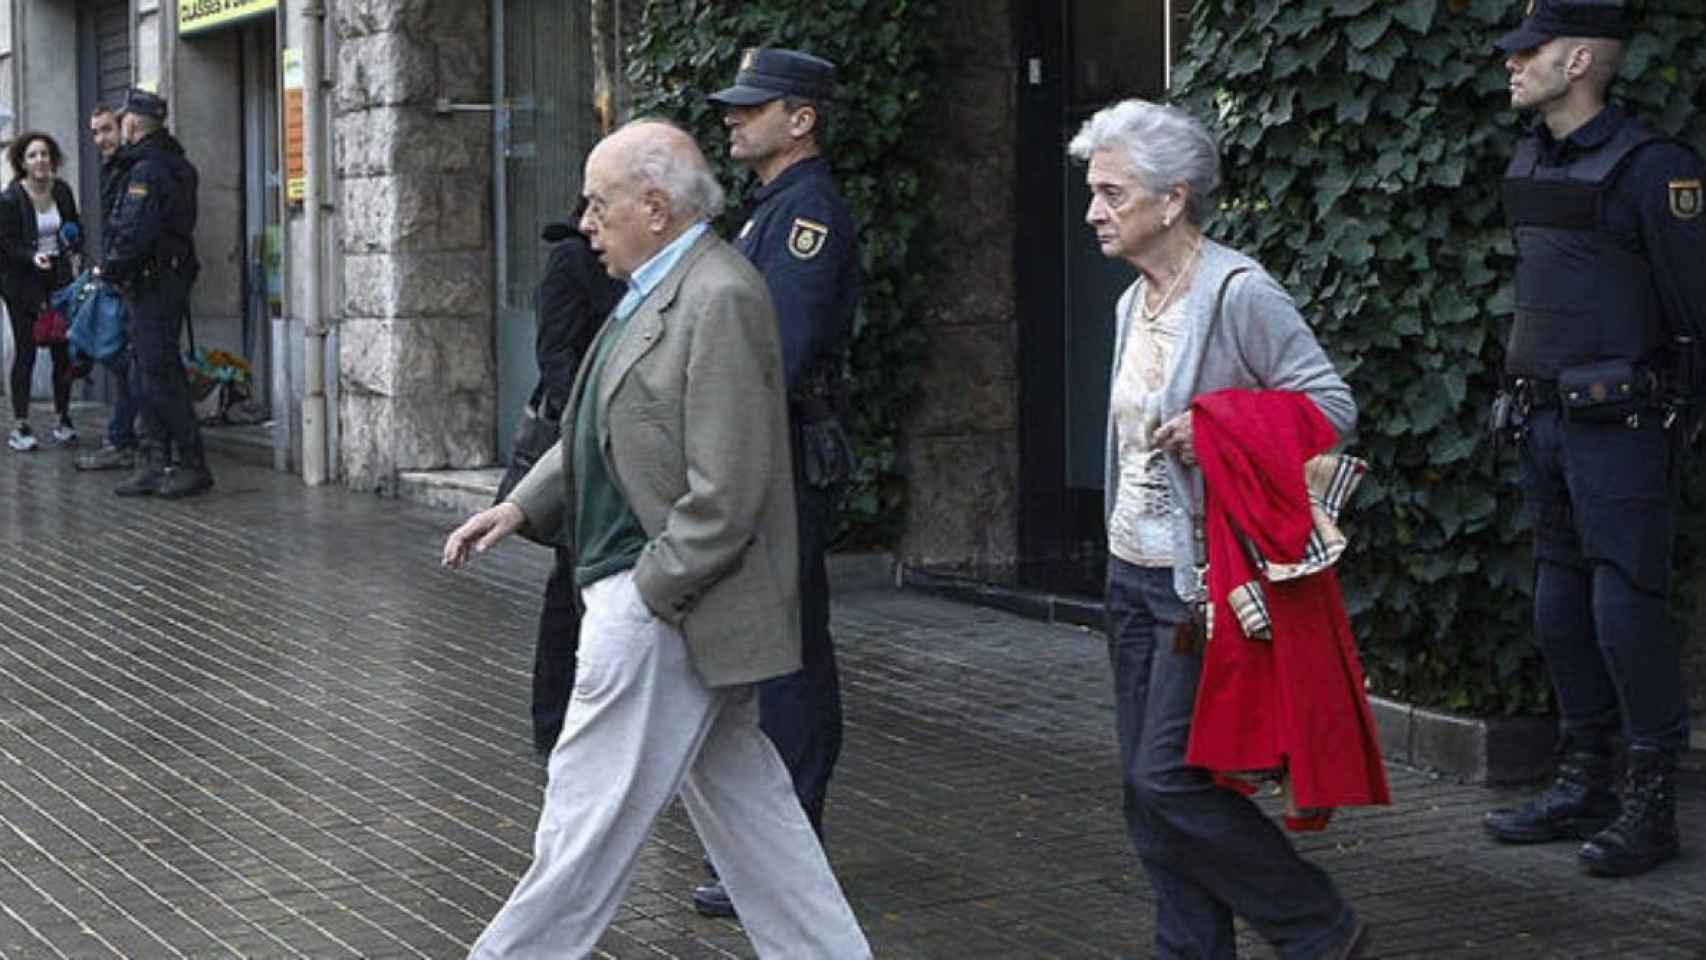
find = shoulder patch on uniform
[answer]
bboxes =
[1669,179,1701,221]
[787,217,828,260]
[127,183,149,198]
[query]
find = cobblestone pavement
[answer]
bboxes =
[1,446,1702,959]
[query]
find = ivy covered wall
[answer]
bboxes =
[1173,0,1706,718]
[625,0,939,548]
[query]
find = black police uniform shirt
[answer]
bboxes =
[1526,106,1706,391]
[102,130,198,287]
[733,155,860,394]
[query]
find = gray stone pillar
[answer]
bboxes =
[333,0,494,489]
[899,0,1020,570]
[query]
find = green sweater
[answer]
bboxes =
[571,310,648,588]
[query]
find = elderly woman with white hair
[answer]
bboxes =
[1072,98,1369,959]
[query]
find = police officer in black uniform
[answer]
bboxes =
[100,87,210,499]
[1483,0,1704,878]
[692,47,862,918]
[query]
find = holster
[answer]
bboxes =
[1558,359,1658,424]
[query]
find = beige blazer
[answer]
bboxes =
[509,230,802,687]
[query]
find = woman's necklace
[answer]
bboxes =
[1140,242,1201,322]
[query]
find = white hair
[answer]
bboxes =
[622,119,726,220]
[1068,99,1221,225]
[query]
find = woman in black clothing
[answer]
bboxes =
[3,131,81,451]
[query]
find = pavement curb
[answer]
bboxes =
[896,563,1560,784]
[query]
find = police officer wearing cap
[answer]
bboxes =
[1483,0,1704,878]
[691,47,862,918]
[100,87,210,499]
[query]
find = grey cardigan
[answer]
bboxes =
[1103,238,1356,603]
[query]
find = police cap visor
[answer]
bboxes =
[1495,0,1633,53]
[709,48,836,106]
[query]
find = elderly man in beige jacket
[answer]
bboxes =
[443,119,870,960]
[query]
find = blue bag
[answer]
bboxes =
[54,269,129,363]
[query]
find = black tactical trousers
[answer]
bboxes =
[126,272,203,463]
[757,482,843,836]
[1521,407,1691,755]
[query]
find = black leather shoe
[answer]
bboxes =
[1579,746,1680,878]
[159,463,215,499]
[692,880,737,918]
[1485,752,1619,844]
[114,459,166,496]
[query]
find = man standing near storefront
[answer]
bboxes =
[689,47,862,918]
[78,104,143,473]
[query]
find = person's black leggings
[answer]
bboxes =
[6,295,73,421]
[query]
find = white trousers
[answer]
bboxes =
[468,570,871,960]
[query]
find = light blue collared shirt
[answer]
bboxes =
[611,221,709,322]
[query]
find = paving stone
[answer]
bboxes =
[1,447,1704,957]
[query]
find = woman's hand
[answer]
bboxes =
[1154,412,1196,466]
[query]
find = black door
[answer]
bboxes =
[1013,0,1186,596]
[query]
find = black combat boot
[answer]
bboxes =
[113,444,167,497]
[1578,746,1680,877]
[1484,751,1620,843]
[159,453,215,500]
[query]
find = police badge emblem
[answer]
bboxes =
[1669,179,1702,221]
[788,218,828,260]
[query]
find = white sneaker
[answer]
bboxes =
[51,420,77,444]
[7,425,38,452]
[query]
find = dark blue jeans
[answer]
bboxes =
[1106,557,1355,960]
[104,350,141,448]
[757,482,843,837]
[1520,406,1691,755]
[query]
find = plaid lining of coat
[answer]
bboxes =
[1223,453,1367,641]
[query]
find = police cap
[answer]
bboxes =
[122,87,168,120]
[1496,0,1632,53]
[708,48,836,106]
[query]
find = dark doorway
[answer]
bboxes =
[75,0,131,262]
[1013,0,1189,597]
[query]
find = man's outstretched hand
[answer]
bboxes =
[442,502,526,568]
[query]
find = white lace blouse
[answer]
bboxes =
[1107,293,1185,568]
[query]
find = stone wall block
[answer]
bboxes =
[336,32,437,112]
[436,176,488,250]
[434,32,490,103]
[343,254,401,319]
[339,393,398,490]
[335,110,484,176]
[339,317,402,397]
[335,0,433,40]
[334,110,400,176]
[388,386,495,470]
[394,253,492,317]
[899,433,1020,567]
[395,316,494,397]
[412,114,487,175]
[341,176,437,253]
[908,325,1017,436]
